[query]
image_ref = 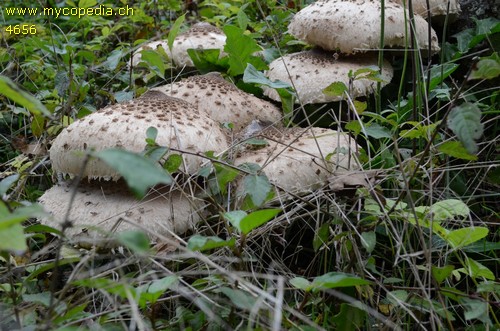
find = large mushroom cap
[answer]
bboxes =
[263,50,393,105]
[235,127,359,193]
[131,22,226,68]
[152,73,283,132]
[50,96,228,180]
[288,0,440,54]
[39,181,204,244]
[395,0,460,17]
[172,22,226,68]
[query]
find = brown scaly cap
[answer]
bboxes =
[50,96,228,180]
[288,0,440,54]
[153,72,283,132]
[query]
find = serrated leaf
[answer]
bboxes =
[323,81,348,97]
[223,25,265,76]
[447,103,483,154]
[438,141,478,161]
[116,230,150,253]
[0,76,51,117]
[168,14,186,51]
[95,148,173,198]
[445,227,488,249]
[242,175,272,207]
[187,235,235,251]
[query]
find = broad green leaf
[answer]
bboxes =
[225,209,280,235]
[460,257,495,280]
[237,5,250,30]
[139,276,178,307]
[427,63,459,91]
[0,174,19,196]
[223,25,265,76]
[290,277,312,291]
[445,227,488,249]
[438,141,478,161]
[95,148,173,198]
[75,278,130,299]
[364,123,391,139]
[22,292,53,306]
[332,303,366,331]
[0,76,51,116]
[187,235,235,251]
[242,174,272,207]
[432,265,455,284]
[429,199,470,221]
[140,50,165,78]
[79,0,97,8]
[243,63,291,89]
[104,49,124,70]
[0,223,27,253]
[167,14,186,51]
[312,272,372,291]
[447,103,483,154]
[187,49,226,73]
[163,154,183,173]
[214,163,239,195]
[0,203,47,230]
[360,231,376,253]
[116,230,150,253]
[352,100,367,114]
[31,113,45,137]
[469,53,500,80]
[313,223,330,252]
[323,81,348,98]
[218,287,256,311]
[146,126,158,144]
[462,298,489,322]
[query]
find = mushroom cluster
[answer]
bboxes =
[40,94,228,244]
[264,0,441,105]
[131,22,226,69]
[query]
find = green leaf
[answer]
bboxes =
[0,174,19,196]
[218,287,256,311]
[116,230,150,254]
[187,235,235,251]
[445,227,488,249]
[447,103,484,154]
[311,272,372,291]
[140,50,165,79]
[438,141,478,161]
[224,209,280,235]
[462,298,489,322]
[461,257,495,280]
[79,0,97,8]
[163,154,183,173]
[139,276,178,307]
[360,231,376,253]
[214,163,239,195]
[168,14,186,51]
[469,53,500,80]
[0,76,51,117]
[243,63,291,89]
[313,223,330,252]
[430,199,470,221]
[242,175,272,207]
[0,203,47,230]
[95,148,173,198]
[104,49,124,70]
[223,25,265,76]
[290,277,313,291]
[0,223,27,253]
[332,303,367,331]
[237,5,250,30]
[431,265,455,284]
[187,49,227,73]
[364,123,392,139]
[427,63,459,91]
[323,81,348,98]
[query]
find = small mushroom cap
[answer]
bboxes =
[131,22,226,68]
[395,0,460,17]
[288,0,440,54]
[50,96,228,180]
[263,50,393,104]
[39,181,204,244]
[235,127,359,193]
[153,72,283,132]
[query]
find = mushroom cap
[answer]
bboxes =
[172,22,226,67]
[50,96,228,180]
[152,72,283,132]
[395,0,460,17]
[288,0,440,54]
[131,22,226,68]
[263,50,393,104]
[39,181,204,244]
[235,127,359,192]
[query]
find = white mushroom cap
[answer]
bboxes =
[395,0,460,17]
[172,22,226,68]
[50,96,228,180]
[235,127,359,193]
[152,72,283,132]
[131,22,226,68]
[288,0,440,54]
[39,181,204,244]
[263,50,393,104]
